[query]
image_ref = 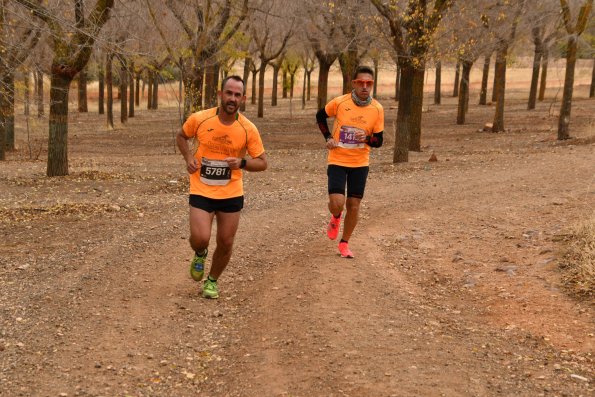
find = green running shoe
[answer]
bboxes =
[202,278,219,299]
[189,249,208,281]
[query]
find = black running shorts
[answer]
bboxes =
[189,194,244,213]
[327,165,369,199]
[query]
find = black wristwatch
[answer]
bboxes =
[240,159,247,169]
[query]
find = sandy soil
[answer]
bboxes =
[1,75,594,397]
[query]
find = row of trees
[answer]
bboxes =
[0,0,593,175]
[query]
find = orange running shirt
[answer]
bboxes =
[324,94,384,167]
[182,108,265,199]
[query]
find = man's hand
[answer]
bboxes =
[224,157,242,170]
[186,157,199,174]
[355,130,367,143]
[326,138,338,149]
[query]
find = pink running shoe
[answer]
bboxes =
[327,214,341,240]
[338,241,354,258]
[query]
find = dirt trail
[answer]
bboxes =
[1,93,594,397]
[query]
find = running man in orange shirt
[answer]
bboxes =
[177,75,267,298]
[316,66,384,258]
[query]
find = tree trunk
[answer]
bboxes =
[289,72,295,99]
[492,47,507,132]
[479,54,490,105]
[152,74,159,110]
[106,53,114,129]
[457,61,472,124]
[409,66,425,151]
[394,63,400,101]
[47,72,73,176]
[0,71,15,151]
[339,50,358,95]
[36,69,44,117]
[301,67,307,110]
[452,62,460,97]
[204,62,219,108]
[434,60,441,105]
[98,65,105,115]
[373,58,379,98]
[558,35,578,140]
[135,73,140,107]
[527,43,542,110]
[24,72,30,117]
[538,48,549,101]
[147,71,153,109]
[306,71,312,101]
[251,69,257,105]
[241,57,250,111]
[257,64,266,118]
[589,58,594,98]
[128,63,135,118]
[271,64,280,106]
[187,66,205,112]
[317,60,333,109]
[77,67,88,113]
[119,58,128,124]
[282,68,288,99]
[491,59,500,103]
[394,64,414,163]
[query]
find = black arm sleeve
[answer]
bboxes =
[366,131,384,148]
[316,108,332,141]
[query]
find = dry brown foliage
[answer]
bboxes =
[559,216,595,300]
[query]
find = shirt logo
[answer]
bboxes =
[350,115,366,125]
[207,128,214,132]
[212,134,232,146]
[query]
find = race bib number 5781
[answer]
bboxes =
[200,158,231,186]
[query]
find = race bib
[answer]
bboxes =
[338,126,365,149]
[200,158,231,186]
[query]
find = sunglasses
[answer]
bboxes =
[352,79,374,87]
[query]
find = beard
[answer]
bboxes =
[221,100,239,115]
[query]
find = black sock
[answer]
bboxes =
[207,275,217,282]
[333,212,342,219]
[340,239,348,244]
[195,249,207,257]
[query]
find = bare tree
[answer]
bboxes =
[299,47,317,103]
[306,2,343,109]
[371,0,454,162]
[148,0,248,118]
[490,0,525,133]
[269,53,286,107]
[77,67,88,112]
[0,1,41,159]
[526,1,560,110]
[250,1,293,118]
[337,1,371,94]
[557,0,593,139]
[15,0,115,176]
[434,60,442,104]
[479,53,491,105]
[106,52,114,130]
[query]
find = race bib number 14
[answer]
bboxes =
[339,126,365,149]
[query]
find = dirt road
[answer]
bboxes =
[1,92,593,396]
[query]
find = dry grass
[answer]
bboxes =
[559,216,595,301]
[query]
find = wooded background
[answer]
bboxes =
[0,0,593,175]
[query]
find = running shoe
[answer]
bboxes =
[202,278,219,299]
[189,249,208,281]
[338,241,354,258]
[327,214,341,240]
